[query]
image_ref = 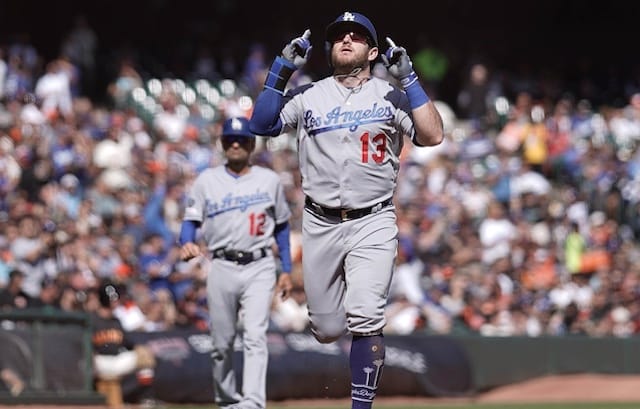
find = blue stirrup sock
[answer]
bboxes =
[350,334,385,409]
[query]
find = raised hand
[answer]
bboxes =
[281,29,312,69]
[380,37,416,88]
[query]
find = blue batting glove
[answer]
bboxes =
[281,29,312,69]
[381,37,418,89]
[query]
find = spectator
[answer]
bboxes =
[190,44,219,83]
[107,57,142,109]
[34,59,74,121]
[478,200,519,266]
[0,136,21,207]
[0,47,7,100]
[0,236,12,287]
[411,35,449,99]
[10,215,55,298]
[457,62,498,122]
[0,270,30,310]
[61,14,98,97]
[240,43,267,98]
[152,87,186,142]
[4,32,38,101]
[564,221,585,274]
[55,173,83,219]
[137,233,176,295]
[27,278,62,310]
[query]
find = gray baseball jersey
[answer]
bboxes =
[183,165,291,250]
[182,164,290,409]
[278,76,414,338]
[281,76,415,208]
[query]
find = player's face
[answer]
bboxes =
[222,135,254,162]
[330,28,378,73]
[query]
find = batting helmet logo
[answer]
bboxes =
[222,117,255,140]
[342,12,356,22]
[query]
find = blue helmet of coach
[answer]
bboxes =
[222,117,255,139]
[325,11,379,48]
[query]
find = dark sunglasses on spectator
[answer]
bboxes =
[331,31,370,45]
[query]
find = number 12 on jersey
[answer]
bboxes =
[249,212,266,236]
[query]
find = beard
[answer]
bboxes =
[333,60,364,75]
[332,50,370,75]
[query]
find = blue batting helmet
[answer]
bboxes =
[222,117,255,140]
[325,11,378,48]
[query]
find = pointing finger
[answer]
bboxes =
[386,37,396,48]
[302,29,311,40]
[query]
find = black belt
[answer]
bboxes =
[305,196,393,222]
[212,247,269,264]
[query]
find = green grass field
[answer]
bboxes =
[165,403,640,409]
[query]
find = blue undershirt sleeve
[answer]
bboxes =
[249,90,285,136]
[274,222,292,274]
[249,56,293,136]
[178,220,200,246]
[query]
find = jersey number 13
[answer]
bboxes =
[360,132,386,164]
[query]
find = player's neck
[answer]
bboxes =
[225,163,251,177]
[341,76,371,89]
[333,66,371,88]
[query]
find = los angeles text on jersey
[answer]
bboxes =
[304,102,394,135]
[204,191,272,217]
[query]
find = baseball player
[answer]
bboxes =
[91,282,156,408]
[249,11,444,409]
[178,117,292,409]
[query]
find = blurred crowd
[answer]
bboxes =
[2,18,640,340]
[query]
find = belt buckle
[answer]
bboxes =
[224,249,238,262]
[341,209,349,222]
[312,203,324,215]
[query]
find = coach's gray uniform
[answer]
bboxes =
[183,165,291,409]
[280,76,415,340]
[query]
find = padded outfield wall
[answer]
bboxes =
[1,310,639,404]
